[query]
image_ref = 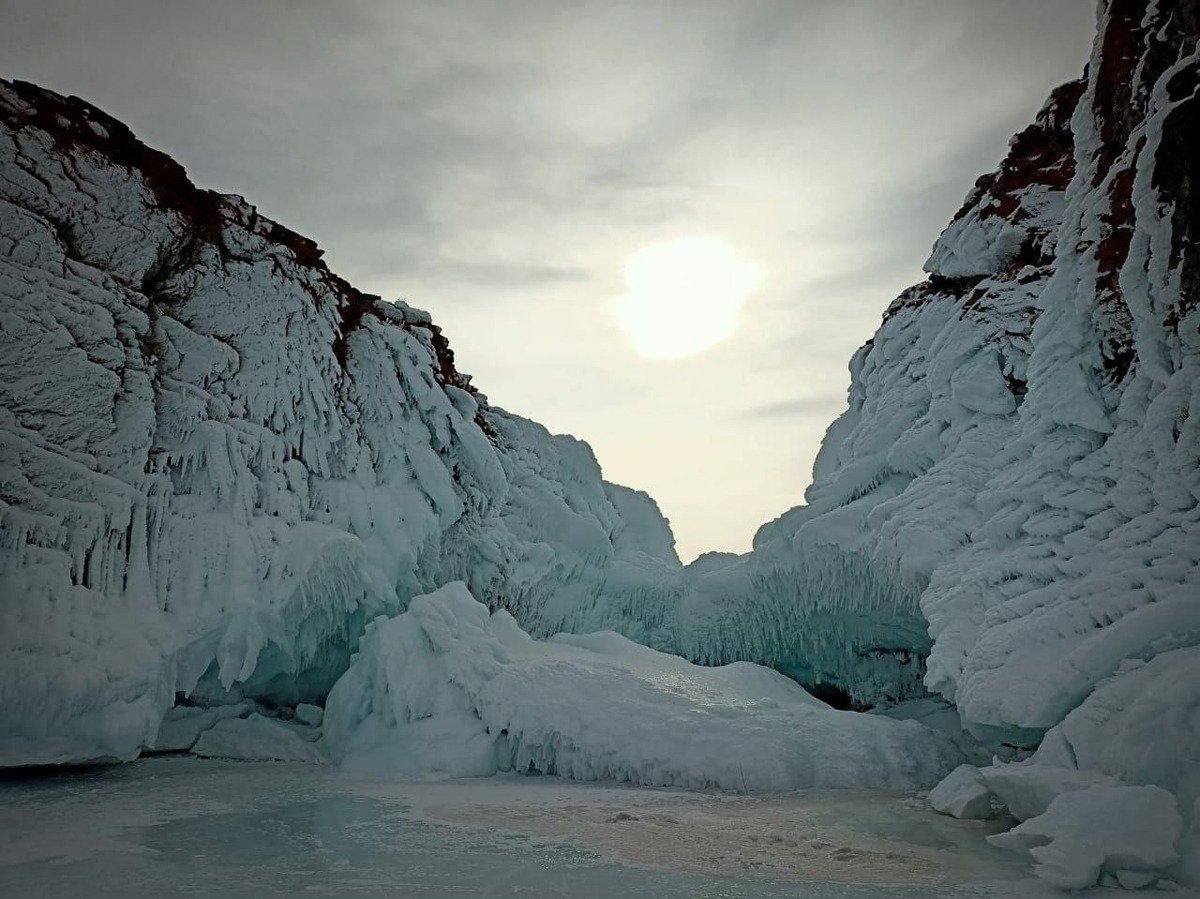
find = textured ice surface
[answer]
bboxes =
[324,583,963,790]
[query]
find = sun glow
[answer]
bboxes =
[613,236,762,359]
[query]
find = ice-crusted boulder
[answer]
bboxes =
[927,764,996,820]
[191,713,323,763]
[988,785,1184,890]
[0,77,682,766]
[323,582,964,789]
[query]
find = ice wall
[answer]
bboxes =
[662,76,1088,709]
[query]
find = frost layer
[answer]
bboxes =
[323,583,963,790]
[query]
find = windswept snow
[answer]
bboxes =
[324,583,963,790]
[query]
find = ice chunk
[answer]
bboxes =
[987,785,1183,890]
[324,583,964,790]
[191,714,323,763]
[928,765,996,820]
[154,703,250,753]
[293,703,324,727]
[979,762,1118,821]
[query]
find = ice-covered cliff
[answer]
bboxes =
[668,0,1199,745]
[0,77,683,765]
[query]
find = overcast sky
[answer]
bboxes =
[2,0,1097,560]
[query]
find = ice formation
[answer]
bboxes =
[323,583,962,789]
[1,0,1198,889]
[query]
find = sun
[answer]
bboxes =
[613,236,762,359]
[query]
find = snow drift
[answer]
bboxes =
[323,582,963,790]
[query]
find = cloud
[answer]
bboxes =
[742,396,847,421]
[0,0,1098,558]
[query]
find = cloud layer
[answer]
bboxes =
[2,0,1096,559]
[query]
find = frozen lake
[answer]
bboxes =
[0,757,1059,897]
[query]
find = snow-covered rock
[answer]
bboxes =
[666,0,1200,745]
[191,713,323,763]
[323,582,964,790]
[987,785,1183,890]
[979,762,1119,823]
[1030,647,1200,813]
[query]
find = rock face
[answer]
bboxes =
[0,78,681,765]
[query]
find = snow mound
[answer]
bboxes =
[987,785,1183,890]
[323,583,964,790]
[1030,647,1200,813]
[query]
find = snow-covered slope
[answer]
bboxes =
[0,78,680,765]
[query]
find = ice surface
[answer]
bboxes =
[324,583,964,790]
[0,758,1064,898]
[987,785,1183,890]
